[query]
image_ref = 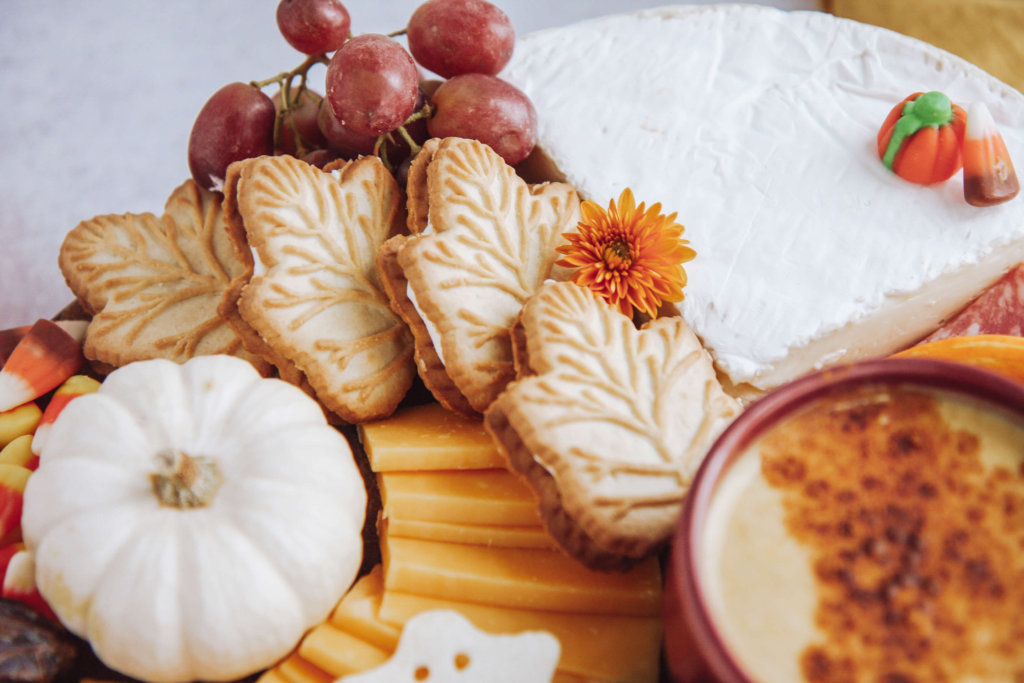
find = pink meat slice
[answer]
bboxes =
[920,263,1024,343]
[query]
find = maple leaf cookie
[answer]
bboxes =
[378,137,581,417]
[224,154,415,423]
[58,179,271,373]
[486,280,741,570]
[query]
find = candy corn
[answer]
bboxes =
[0,542,20,579]
[53,319,88,344]
[0,320,84,413]
[0,326,29,368]
[0,435,36,471]
[0,463,31,546]
[963,101,1020,207]
[1,547,56,621]
[0,403,42,449]
[30,374,102,456]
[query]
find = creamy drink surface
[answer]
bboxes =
[700,383,1024,682]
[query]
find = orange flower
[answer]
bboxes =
[556,188,696,318]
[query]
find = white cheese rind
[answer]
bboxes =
[502,4,1024,390]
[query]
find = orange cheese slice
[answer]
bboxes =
[385,517,558,550]
[329,567,400,652]
[299,623,391,677]
[256,668,291,683]
[378,469,542,526]
[378,590,662,683]
[359,402,505,471]
[276,652,334,683]
[381,534,662,617]
[553,673,600,683]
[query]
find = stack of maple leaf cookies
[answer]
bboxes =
[58,137,739,636]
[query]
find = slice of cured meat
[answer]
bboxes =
[920,264,1024,342]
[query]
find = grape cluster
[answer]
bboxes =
[187,0,535,191]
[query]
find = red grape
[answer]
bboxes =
[188,82,276,190]
[427,74,537,165]
[407,0,515,78]
[325,34,419,138]
[276,0,351,55]
[272,87,327,156]
[317,99,376,156]
[301,148,343,168]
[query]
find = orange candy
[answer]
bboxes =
[877,91,967,185]
[0,326,30,368]
[0,320,84,413]
[0,464,31,546]
[30,374,102,456]
[963,102,1020,207]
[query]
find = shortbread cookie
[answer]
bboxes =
[220,159,314,393]
[226,153,415,423]
[376,236,477,418]
[486,281,741,570]
[380,137,581,416]
[58,179,270,373]
[339,609,560,683]
[403,136,440,234]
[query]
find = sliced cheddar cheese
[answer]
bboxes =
[385,517,558,550]
[276,653,334,683]
[381,534,662,617]
[299,623,391,677]
[378,469,542,526]
[378,591,662,683]
[359,402,505,471]
[553,673,599,683]
[257,668,292,683]
[329,566,401,652]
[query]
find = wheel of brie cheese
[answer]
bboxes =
[502,4,1024,395]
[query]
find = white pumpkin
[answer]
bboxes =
[21,355,367,682]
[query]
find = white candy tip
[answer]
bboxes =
[0,372,34,414]
[966,101,997,139]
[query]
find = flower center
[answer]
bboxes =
[602,240,633,269]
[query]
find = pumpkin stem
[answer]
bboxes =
[151,450,223,509]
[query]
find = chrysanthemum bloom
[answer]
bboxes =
[556,188,696,318]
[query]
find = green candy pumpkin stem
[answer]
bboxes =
[882,91,956,170]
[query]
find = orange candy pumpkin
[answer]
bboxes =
[877,91,967,185]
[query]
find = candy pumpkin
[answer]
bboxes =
[21,355,367,682]
[877,91,967,185]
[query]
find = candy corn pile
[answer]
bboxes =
[0,319,99,621]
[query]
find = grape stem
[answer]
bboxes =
[250,53,330,156]
[242,46,436,172]
[373,102,435,173]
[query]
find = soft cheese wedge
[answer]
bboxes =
[502,5,1024,392]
